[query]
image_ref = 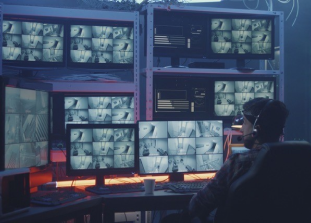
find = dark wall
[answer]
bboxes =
[2,0,310,142]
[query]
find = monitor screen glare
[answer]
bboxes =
[214,80,274,116]
[68,126,135,170]
[139,120,223,174]
[2,20,64,62]
[70,25,133,64]
[211,18,272,56]
[64,96,135,128]
[4,87,49,169]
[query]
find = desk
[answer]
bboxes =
[101,190,194,222]
[1,195,103,223]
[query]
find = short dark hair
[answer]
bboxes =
[243,98,289,142]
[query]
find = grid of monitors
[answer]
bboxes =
[2,19,64,63]
[210,17,274,58]
[66,124,137,174]
[214,80,275,116]
[138,120,223,175]
[64,96,135,129]
[4,87,49,169]
[69,24,134,66]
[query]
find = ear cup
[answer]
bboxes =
[252,128,258,137]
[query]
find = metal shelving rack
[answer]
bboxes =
[142,3,284,121]
[2,4,140,121]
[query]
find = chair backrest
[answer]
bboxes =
[215,141,311,223]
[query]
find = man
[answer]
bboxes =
[188,98,289,222]
[161,98,289,223]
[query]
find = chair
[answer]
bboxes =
[214,141,311,223]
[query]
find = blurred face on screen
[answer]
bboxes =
[240,115,256,149]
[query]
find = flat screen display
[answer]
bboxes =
[64,96,135,129]
[4,86,49,169]
[66,124,138,176]
[2,19,64,64]
[138,120,223,175]
[214,80,275,116]
[210,16,275,60]
[68,23,134,68]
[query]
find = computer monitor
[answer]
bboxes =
[214,77,276,118]
[209,15,275,69]
[67,19,134,69]
[153,75,212,120]
[2,16,65,72]
[152,10,209,67]
[138,120,223,181]
[66,124,138,189]
[0,77,50,170]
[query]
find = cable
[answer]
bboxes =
[286,0,295,21]
[292,0,299,26]
[243,0,260,10]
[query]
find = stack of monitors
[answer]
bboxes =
[69,24,134,66]
[2,19,64,63]
[64,96,135,128]
[4,86,49,169]
[66,124,137,175]
[214,80,275,116]
[138,120,223,175]
[210,17,273,57]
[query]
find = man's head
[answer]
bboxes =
[240,98,289,149]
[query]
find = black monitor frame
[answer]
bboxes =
[152,9,209,68]
[213,76,277,120]
[2,15,66,70]
[138,120,224,182]
[66,18,134,70]
[0,76,50,171]
[66,123,139,187]
[208,13,276,68]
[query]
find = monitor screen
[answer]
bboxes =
[209,15,275,65]
[2,17,65,67]
[64,95,135,128]
[68,21,134,69]
[138,120,223,180]
[66,124,138,183]
[214,79,275,117]
[3,86,49,169]
[153,75,212,120]
[153,10,209,67]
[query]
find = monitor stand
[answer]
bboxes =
[85,174,110,195]
[164,57,187,68]
[169,172,184,182]
[234,59,255,72]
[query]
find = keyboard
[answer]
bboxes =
[167,180,209,193]
[86,183,145,195]
[31,190,87,206]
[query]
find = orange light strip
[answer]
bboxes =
[56,173,215,188]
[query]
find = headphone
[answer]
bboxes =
[252,99,274,137]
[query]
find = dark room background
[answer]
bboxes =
[1,0,310,142]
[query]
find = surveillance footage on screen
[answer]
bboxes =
[69,127,135,170]
[139,120,223,174]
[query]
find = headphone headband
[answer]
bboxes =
[252,99,274,137]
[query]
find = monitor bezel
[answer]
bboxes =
[66,123,139,177]
[66,18,135,70]
[207,13,276,61]
[137,120,224,178]
[152,9,209,59]
[213,76,277,120]
[1,77,51,170]
[2,15,66,69]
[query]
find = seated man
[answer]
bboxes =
[161,98,289,223]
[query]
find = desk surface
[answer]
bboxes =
[1,195,103,223]
[101,190,194,222]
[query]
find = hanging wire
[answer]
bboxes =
[242,0,260,10]
[292,0,299,26]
